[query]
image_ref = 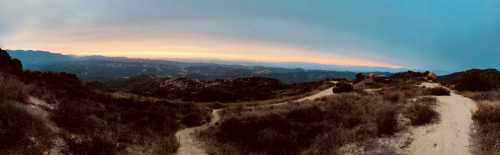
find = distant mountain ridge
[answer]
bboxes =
[8,50,393,83]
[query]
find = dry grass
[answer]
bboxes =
[0,71,212,155]
[462,91,500,102]
[200,83,439,155]
[0,73,27,102]
[0,73,53,154]
[405,97,439,126]
[468,91,500,154]
[52,95,210,155]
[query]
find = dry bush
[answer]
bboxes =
[379,85,429,103]
[45,78,210,154]
[376,108,398,135]
[182,113,210,127]
[427,87,451,96]
[462,91,500,102]
[200,81,442,155]
[52,96,210,155]
[0,102,52,154]
[405,103,439,125]
[474,102,500,125]
[473,101,500,154]
[332,82,354,93]
[0,74,26,102]
[468,90,500,154]
[204,84,437,155]
[0,74,52,154]
[66,135,119,155]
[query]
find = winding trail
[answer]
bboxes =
[23,96,67,154]
[408,83,478,155]
[174,86,335,155]
[175,109,222,155]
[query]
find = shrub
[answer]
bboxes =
[332,82,354,93]
[376,109,398,135]
[463,91,500,102]
[286,106,323,122]
[427,87,451,96]
[207,87,435,154]
[0,74,25,101]
[473,103,500,124]
[182,113,209,127]
[67,135,119,155]
[383,91,403,103]
[473,101,500,154]
[406,103,439,125]
[0,102,52,152]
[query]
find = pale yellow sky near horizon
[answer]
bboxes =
[4,39,404,69]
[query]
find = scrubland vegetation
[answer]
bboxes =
[0,49,212,155]
[0,73,53,154]
[448,69,500,154]
[0,73,211,155]
[200,81,440,155]
[112,75,332,103]
[464,91,500,154]
[7,47,498,154]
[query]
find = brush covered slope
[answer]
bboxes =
[109,74,331,102]
[440,69,499,91]
[199,74,442,155]
[0,48,211,155]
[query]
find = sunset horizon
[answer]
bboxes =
[1,1,500,155]
[2,1,498,72]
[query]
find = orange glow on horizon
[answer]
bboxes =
[5,38,404,69]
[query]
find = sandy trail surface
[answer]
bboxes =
[21,96,67,155]
[174,85,336,155]
[408,83,478,155]
[175,109,222,155]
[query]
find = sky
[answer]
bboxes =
[1,0,499,72]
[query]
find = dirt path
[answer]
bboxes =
[175,109,222,155]
[22,96,67,155]
[295,87,334,102]
[174,86,335,155]
[408,83,478,155]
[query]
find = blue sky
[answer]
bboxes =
[0,0,499,72]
